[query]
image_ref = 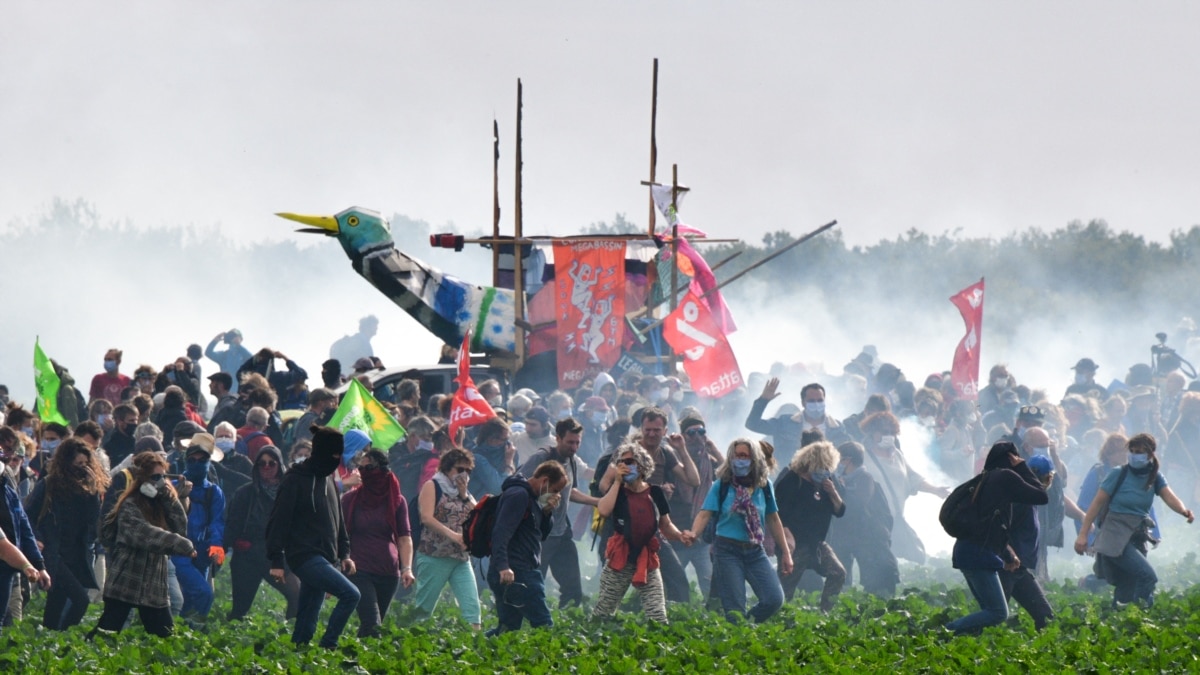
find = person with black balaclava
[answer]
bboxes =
[226,444,299,621]
[266,426,360,649]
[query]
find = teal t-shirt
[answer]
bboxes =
[701,480,777,541]
[1102,466,1166,517]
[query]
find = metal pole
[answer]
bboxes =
[492,119,500,288]
[513,80,526,366]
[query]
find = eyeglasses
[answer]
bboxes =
[685,428,707,437]
[619,458,637,466]
[454,466,473,475]
[149,474,166,482]
[256,460,279,468]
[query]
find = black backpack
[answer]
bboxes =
[939,471,1000,539]
[462,486,533,558]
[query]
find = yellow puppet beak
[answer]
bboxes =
[276,212,339,235]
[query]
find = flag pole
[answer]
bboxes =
[513,79,526,367]
[492,119,501,288]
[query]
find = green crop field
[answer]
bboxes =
[8,553,1200,673]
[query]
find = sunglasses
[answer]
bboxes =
[454,466,473,475]
[619,458,637,466]
[685,428,707,436]
[256,460,279,468]
[149,474,166,482]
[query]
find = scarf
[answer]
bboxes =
[433,471,457,498]
[732,483,764,545]
[346,468,402,537]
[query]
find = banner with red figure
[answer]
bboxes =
[553,241,626,389]
[662,291,743,398]
[949,278,986,400]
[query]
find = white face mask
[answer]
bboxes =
[670,390,684,403]
[537,485,556,510]
[140,482,159,498]
[879,435,896,451]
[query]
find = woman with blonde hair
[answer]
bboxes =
[90,451,195,638]
[773,441,846,610]
[686,438,792,623]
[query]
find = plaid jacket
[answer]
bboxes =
[103,497,194,608]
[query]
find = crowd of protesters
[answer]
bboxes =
[0,326,1197,645]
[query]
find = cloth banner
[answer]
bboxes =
[553,241,626,389]
[662,291,743,398]
[328,379,406,450]
[949,278,986,400]
[33,338,68,425]
[449,332,497,439]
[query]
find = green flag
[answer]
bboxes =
[327,379,406,450]
[33,338,68,425]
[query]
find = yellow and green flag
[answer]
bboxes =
[327,379,406,450]
[33,338,68,425]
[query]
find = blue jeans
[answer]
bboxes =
[485,566,552,635]
[671,540,713,599]
[292,556,362,648]
[1108,541,1157,605]
[711,539,784,623]
[947,568,1008,634]
[171,555,214,618]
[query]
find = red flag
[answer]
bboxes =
[662,291,743,398]
[449,332,496,439]
[553,240,626,389]
[949,278,985,400]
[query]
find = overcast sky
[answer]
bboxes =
[4,2,1199,247]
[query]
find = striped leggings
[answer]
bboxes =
[591,563,668,623]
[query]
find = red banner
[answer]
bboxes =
[554,241,626,389]
[949,278,985,400]
[449,332,496,439]
[662,291,743,398]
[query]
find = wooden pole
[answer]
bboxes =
[513,80,526,366]
[492,118,501,288]
[636,219,838,334]
[647,58,658,238]
[670,163,680,313]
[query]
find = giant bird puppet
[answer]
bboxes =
[278,207,518,354]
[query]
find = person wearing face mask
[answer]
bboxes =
[170,434,226,626]
[511,406,555,466]
[388,416,439,545]
[999,405,1047,448]
[684,439,791,623]
[545,391,575,424]
[747,380,852,470]
[486,461,566,635]
[1065,358,1107,401]
[976,364,1013,419]
[342,449,414,637]
[226,444,299,621]
[518,418,600,610]
[102,404,140,468]
[90,451,194,638]
[477,379,503,410]
[26,438,109,630]
[944,442,1048,635]
[89,348,132,408]
[30,422,70,476]
[772,441,846,610]
[825,442,899,598]
[413,448,481,629]
[592,373,618,420]
[210,422,253,497]
[859,412,949,565]
[1019,426,1084,582]
[592,443,691,623]
[267,426,361,649]
[667,416,722,600]
[578,397,610,467]
[938,400,985,483]
[1075,433,1194,608]
[996,455,1057,631]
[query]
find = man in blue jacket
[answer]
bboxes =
[172,434,226,625]
[486,461,567,636]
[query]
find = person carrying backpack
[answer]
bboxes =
[944,442,1048,635]
[485,461,567,636]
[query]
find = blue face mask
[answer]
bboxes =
[591,412,607,426]
[184,458,210,482]
[41,439,61,453]
[104,359,118,373]
[1128,453,1151,469]
[811,470,832,484]
[623,464,639,483]
[416,439,434,452]
[732,458,752,477]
